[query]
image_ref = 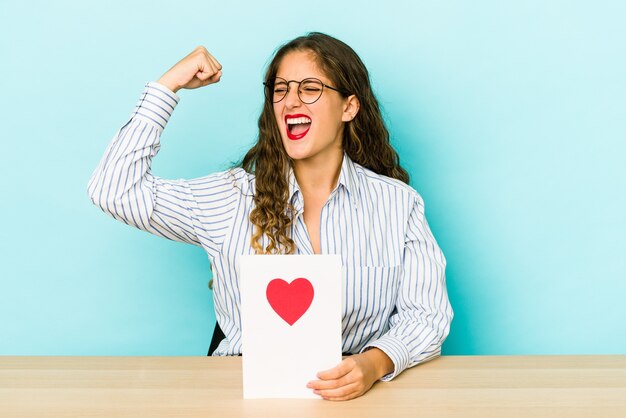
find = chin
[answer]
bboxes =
[284,149,311,161]
[281,139,310,161]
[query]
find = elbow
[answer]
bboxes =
[87,178,101,208]
[86,184,129,223]
[86,176,120,218]
[86,176,153,228]
[86,176,106,211]
[439,304,454,343]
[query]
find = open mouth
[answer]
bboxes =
[285,114,312,140]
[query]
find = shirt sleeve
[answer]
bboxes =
[360,193,454,381]
[87,82,241,254]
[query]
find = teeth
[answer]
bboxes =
[286,117,312,125]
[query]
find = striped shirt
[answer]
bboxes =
[87,82,453,381]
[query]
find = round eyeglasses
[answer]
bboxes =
[263,77,351,104]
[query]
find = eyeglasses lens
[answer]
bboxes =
[268,79,323,104]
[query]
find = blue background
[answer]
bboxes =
[1,0,624,355]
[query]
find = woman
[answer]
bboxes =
[88,32,453,401]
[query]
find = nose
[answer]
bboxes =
[283,83,302,109]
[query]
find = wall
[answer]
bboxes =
[1,0,624,355]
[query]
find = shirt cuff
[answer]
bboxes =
[360,334,411,381]
[131,82,180,132]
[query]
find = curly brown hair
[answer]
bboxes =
[240,32,409,254]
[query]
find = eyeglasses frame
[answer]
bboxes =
[263,77,351,104]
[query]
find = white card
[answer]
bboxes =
[239,255,342,399]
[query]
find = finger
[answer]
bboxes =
[206,55,220,73]
[195,62,219,81]
[207,70,222,83]
[307,374,351,390]
[316,359,353,380]
[199,71,221,86]
[199,48,219,72]
[323,393,360,402]
[314,382,360,401]
[205,51,222,71]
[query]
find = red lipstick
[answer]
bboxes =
[285,114,312,140]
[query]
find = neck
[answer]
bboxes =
[293,152,343,196]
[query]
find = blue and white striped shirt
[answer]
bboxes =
[88,82,453,380]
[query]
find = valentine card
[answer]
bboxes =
[239,255,342,399]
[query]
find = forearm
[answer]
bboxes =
[362,194,454,381]
[367,315,451,380]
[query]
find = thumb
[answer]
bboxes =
[197,70,222,86]
[207,70,222,83]
[195,68,214,81]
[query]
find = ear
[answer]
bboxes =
[341,94,360,122]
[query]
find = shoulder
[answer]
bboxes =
[353,162,423,206]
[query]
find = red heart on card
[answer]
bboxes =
[266,278,314,326]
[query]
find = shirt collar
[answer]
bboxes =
[288,152,361,210]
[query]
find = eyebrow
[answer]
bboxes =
[273,77,327,83]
